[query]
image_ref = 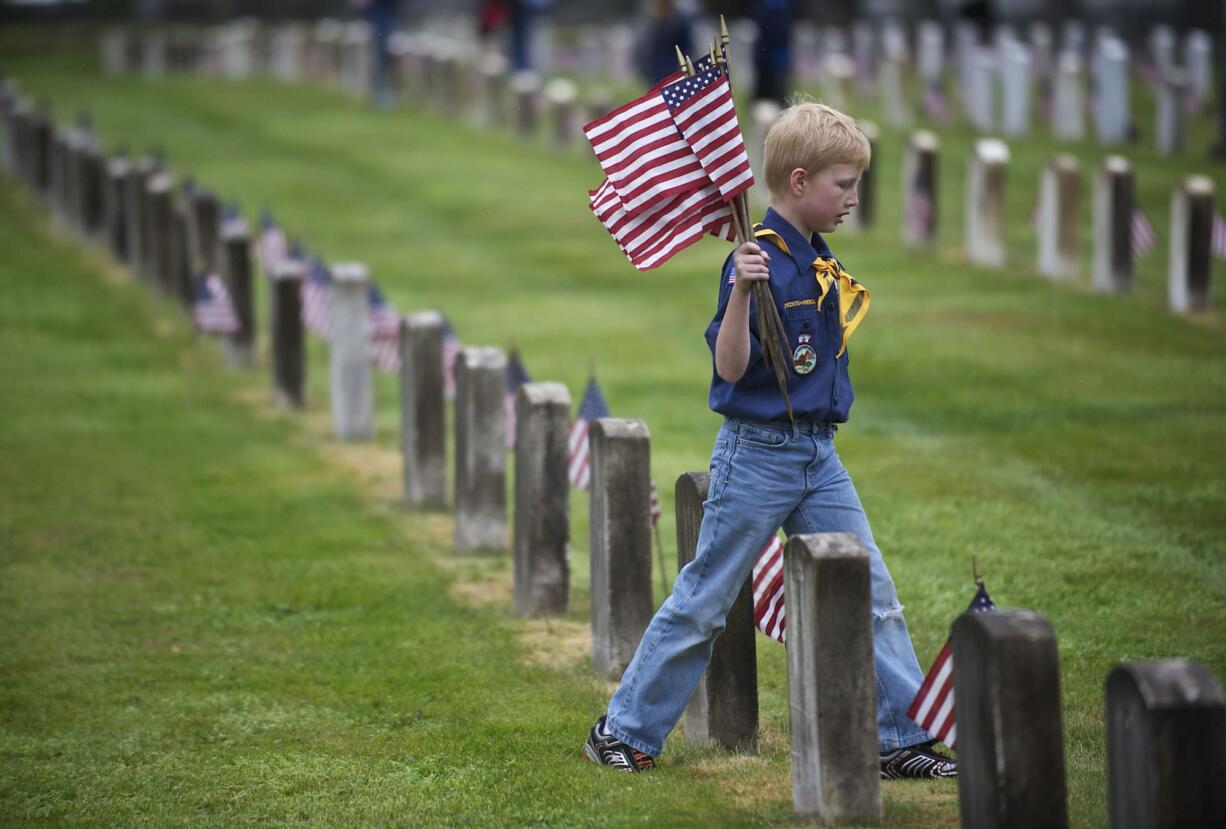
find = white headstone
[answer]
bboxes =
[968,47,997,131]
[1000,39,1032,137]
[1169,176,1216,313]
[853,21,876,94]
[749,99,781,209]
[1092,155,1134,294]
[794,21,822,83]
[1037,155,1082,281]
[917,21,944,89]
[966,138,1010,267]
[902,130,940,247]
[1052,52,1085,140]
[822,54,855,112]
[1149,25,1176,78]
[1093,37,1130,145]
[1184,30,1213,113]
[1156,69,1187,155]
[879,52,911,127]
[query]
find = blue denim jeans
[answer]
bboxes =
[606,417,931,757]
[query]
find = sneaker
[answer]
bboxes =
[880,741,957,780]
[582,715,656,773]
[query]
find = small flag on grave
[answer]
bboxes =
[1131,206,1157,260]
[302,255,331,339]
[367,282,400,373]
[441,315,461,401]
[567,375,611,491]
[906,572,997,748]
[258,210,288,275]
[1211,211,1226,259]
[751,533,787,642]
[192,272,240,335]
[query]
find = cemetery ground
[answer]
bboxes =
[3,46,1226,826]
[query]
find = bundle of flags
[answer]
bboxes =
[906,580,996,748]
[566,375,661,526]
[584,56,751,271]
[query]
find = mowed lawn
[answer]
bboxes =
[2,40,1226,827]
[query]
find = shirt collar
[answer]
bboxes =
[761,206,833,269]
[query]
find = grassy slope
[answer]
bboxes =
[1,44,1225,826]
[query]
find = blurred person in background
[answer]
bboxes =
[639,0,697,85]
[751,0,793,105]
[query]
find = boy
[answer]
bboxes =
[582,102,955,779]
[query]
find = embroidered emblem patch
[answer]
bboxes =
[792,342,817,374]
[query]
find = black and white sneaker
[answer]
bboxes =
[582,715,656,773]
[880,741,957,780]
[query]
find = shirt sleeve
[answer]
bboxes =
[704,250,763,366]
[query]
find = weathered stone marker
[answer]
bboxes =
[1168,176,1215,313]
[1094,37,1130,145]
[1037,155,1082,281]
[512,382,571,617]
[103,154,130,261]
[1092,155,1134,294]
[902,130,939,247]
[327,262,374,440]
[146,172,175,295]
[544,78,578,152]
[953,609,1069,828]
[675,471,758,750]
[966,138,1010,267]
[784,532,880,825]
[189,187,220,276]
[454,346,508,552]
[589,417,653,679]
[1000,38,1033,138]
[220,216,255,366]
[122,157,154,276]
[511,70,541,140]
[269,259,306,408]
[480,53,508,128]
[170,196,195,310]
[398,311,448,508]
[1106,660,1226,829]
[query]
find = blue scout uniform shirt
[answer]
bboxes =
[704,206,855,423]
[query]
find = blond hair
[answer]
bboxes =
[762,101,871,198]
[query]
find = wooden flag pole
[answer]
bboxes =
[715,17,794,419]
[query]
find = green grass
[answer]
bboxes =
[1,39,1225,827]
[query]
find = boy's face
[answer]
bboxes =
[793,163,863,234]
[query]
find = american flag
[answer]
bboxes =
[1212,211,1226,259]
[660,64,753,203]
[906,582,996,748]
[567,375,610,491]
[302,255,332,338]
[367,282,400,373]
[649,481,661,526]
[588,177,734,271]
[505,348,531,450]
[751,534,787,642]
[192,273,240,334]
[258,210,288,276]
[922,84,951,123]
[582,70,709,216]
[1132,206,1157,260]
[442,316,461,401]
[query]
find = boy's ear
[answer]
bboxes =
[789,167,807,196]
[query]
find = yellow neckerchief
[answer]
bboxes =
[753,224,871,358]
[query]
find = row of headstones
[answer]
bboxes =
[795,17,1213,153]
[5,76,1225,829]
[905,133,1216,313]
[670,481,1226,826]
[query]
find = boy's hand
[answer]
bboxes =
[732,242,770,296]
